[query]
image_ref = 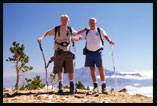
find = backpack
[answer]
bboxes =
[54,25,72,40]
[85,27,104,45]
[83,27,104,55]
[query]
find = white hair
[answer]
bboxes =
[89,17,97,23]
[60,14,70,21]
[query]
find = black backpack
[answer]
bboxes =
[54,25,72,40]
[46,25,74,68]
[83,27,104,55]
[85,27,104,45]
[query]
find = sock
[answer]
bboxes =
[59,80,63,83]
[69,80,74,83]
[93,81,97,84]
[101,80,106,85]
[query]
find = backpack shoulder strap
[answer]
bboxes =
[97,27,101,38]
[85,29,90,48]
[86,29,90,37]
[54,25,60,40]
[67,26,72,36]
[97,27,104,46]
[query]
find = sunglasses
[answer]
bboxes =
[61,19,68,21]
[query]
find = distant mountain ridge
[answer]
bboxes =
[3,67,142,89]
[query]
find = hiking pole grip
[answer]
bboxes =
[39,43,43,51]
[110,44,113,53]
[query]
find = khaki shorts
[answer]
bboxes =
[53,50,74,74]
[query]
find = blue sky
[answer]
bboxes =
[3,3,153,77]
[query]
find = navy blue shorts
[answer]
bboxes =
[85,49,104,67]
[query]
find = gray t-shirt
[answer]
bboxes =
[48,26,77,51]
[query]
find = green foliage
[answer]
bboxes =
[6,41,33,90]
[86,86,90,90]
[19,86,25,90]
[50,74,57,89]
[19,75,45,90]
[64,85,70,89]
[50,74,56,79]
[25,78,32,82]
[62,81,90,90]
[6,41,33,73]
[75,81,86,90]
[75,81,89,90]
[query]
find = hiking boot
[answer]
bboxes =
[93,83,99,93]
[57,89,63,93]
[57,81,63,93]
[86,83,99,96]
[101,83,108,94]
[70,82,74,94]
[93,83,98,90]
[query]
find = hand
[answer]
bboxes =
[71,38,75,42]
[110,41,115,45]
[37,38,42,44]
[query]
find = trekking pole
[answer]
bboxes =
[110,44,117,90]
[72,42,76,94]
[39,43,49,92]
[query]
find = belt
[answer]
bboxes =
[88,47,103,53]
[55,41,70,47]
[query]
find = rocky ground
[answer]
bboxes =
[3,88,153,103]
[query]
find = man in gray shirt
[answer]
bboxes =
[37,14,88,94]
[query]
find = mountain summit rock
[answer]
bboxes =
[3,88,153,103]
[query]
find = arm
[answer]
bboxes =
[104,35,115,45]
[72,28,88,42]
[37,32,49,44]
[71,36,82,42]
[73,28,89,36]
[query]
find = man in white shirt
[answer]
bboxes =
[71,17,115,94]
[37,14,88,94]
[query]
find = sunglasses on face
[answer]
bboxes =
[90,22,96,24]
[61,19,68,21]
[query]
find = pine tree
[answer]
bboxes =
[75,81,86,90]
[86,86,90,90]
[24,75,45,90]
[6,41,33,90]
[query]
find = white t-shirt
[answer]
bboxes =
[47,26,77,51]
[81,27,107,51]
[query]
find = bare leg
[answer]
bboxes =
[98,66,107,94]
[89,67,99,95]
[90,67,97,83]
[57,72,63,93]
[68,72,74,81]
[98,66,105,82]
[58,72,62,81]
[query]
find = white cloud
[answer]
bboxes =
[124,86,153,98]
[96,76,100,79]
[105,75,152,80]
[133,83,139,86]
[104,71,153,80]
